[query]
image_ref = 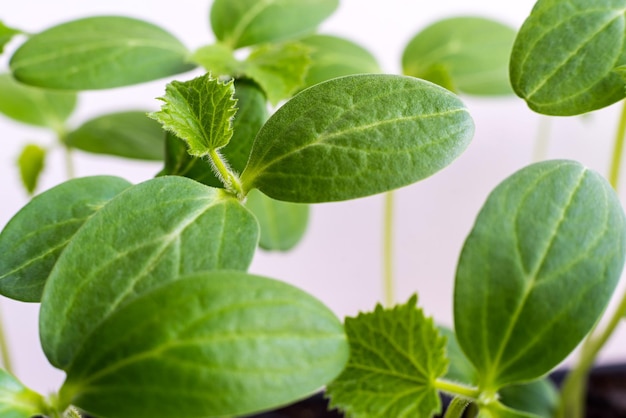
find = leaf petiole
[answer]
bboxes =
[608,99,626,190]
[434,378,481,399]
[208,148,245,199]
[444,397,471,418]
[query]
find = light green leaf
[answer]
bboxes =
[499,379,558,418]
[40,176,259,369]
[0,176,131,302]
[240,74,474,203]
[210,0,339,49]
[510,1,626,115]
[0,21,21,54]
[66,111,165,160]
[10,16,195,90]
[403,16,516,95]
[245,188,309,251]
[159,79,268,188]
[478,401,540,418]
[327,295,448,418]
[0,368,46,418]
[191,43,241,76]
[454,160,626,390]
[0,73,76,130]
[298,34,381,90]
[59,271,348,418]
[245,41,312,105]
[149,73,237,157]
[17,143,45,195]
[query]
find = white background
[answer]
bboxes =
[2,0,625,396]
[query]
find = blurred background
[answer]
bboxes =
[2,0,624,396]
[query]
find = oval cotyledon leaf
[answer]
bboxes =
[240,74,474,203]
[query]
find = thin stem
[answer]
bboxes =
[208,149,244,199]
[608,100,626,189]
[444,397,470,418]
[531,116,552,162]
[383,191,395,307]
[63,145,75,180]
[0,303,13,374]
[434,378,481,399]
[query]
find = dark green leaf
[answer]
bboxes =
[327,295,448,418]
[499,379,558,418]
[10,16,195,90]
[240,74,474,203]
[0,21,21,54]
[454,160,626,390]
[298,34,381,90]
[403,17,516,95]
[0,368,46,418]
[66,111,165,160]
[0,176,131,302]
[160,79,268,188]
[245,189,309,251]
[510,1,626,115]
[0,73,76,129]
[60,271,348,418]
[17,143,46,195]
[149,73,237,157]
[40,176,259,369]
[210,0,339,49]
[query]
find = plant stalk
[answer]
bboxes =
[531,116,552,162]
[0,303,13,374]
[435,378,481,399]
[208,149,244,199]
[63,145,75,180]
[444,397,470,418]
[608,100,626,190]
[383,191,395,307]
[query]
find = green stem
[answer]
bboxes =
[608,100,626,189]
[444,397,471,418]
[531,116,552,162]
[208,149,244,199]
[435,378,481,399]
[383,191,395,307]
[63,145,75,180]
[0,303,12,374]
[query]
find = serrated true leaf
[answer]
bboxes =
[59,272,348,418]
[65,111,165,160]
[39,176,260,369]
[403,17,516,95]
[17,143,45,195]
[245,188,309,251]
[298,34,381,91]
[245,41,311,105]
[150,73,237,157]
[210,0,339,49]
[0,73,76,130]
[0,176,131,302]
[454,160,626,390]
[10,16,195,90]
[510,1,626,115]
[159,79,267,187]
[0,368,46,418]
[327,295,448,418]
[0,21,21,54]
[240,74,474,203]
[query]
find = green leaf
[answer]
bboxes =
[65,111,165,160]
[510,1,626,115]
[59,271,347,418]
[0,21,21,54]
[17,143,45,195]
[402,17,516,96]
[298,34,381,90]
[210,0,339,49]
[10,16,195,90]
[0,368,46,418]
[39,176,259,369]
[499,379,558,418]
[159,79,268,188]
[240,74,474,203]
[149,73,237,157]
[0,73,76,130]
[477,401,540,418]
[245,41,312,105]
[0,176,131,302]
[245,189,309,251]
[327,295,448,418]
[191,43,241,76]
[439,326,478,385]
[454,160,626,390]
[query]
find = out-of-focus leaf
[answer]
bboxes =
[17,143,45,195]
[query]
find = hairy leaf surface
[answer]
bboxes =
[61,272,348,418]
[66,111,165,160]
[0,369,46,418]
[327,296,448,418]
[510,1,626,115]
[40,176,259,369]
[210,0,338,48]
[403,17,516,95]
[10,16,195,90]
[241,74,474,203]
[455,160,626,389]
[17,143,46,195]
[0,176,131,302]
